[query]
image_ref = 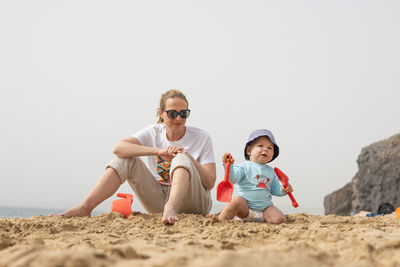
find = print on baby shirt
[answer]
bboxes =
[156,155,171,185]
[256,174,270,189]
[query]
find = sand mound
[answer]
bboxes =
[1,212,400,267]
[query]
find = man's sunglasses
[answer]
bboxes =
[162,109,191,119]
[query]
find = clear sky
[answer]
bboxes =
[1,0,399,215]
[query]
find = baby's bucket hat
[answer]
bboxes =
[244,129,279,162]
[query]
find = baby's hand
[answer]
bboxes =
[222,153,235,165]
[283,183,293,193]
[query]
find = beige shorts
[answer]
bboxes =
[106,153,212,215]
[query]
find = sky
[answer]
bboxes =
[1,0,399,215]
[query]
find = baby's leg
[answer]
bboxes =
[263,205,287,224]
[218,196,249,220]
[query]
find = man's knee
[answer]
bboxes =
[106,156,139,184]
[170,153,193,181]
[171,152,191,165]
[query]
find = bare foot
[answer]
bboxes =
[53,205,91,218]
[161,203,179,225]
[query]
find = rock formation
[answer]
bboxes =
[324,133,400,215]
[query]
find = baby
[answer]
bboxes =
[218,129,293,224]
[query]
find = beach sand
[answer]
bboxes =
[1,212,400,267]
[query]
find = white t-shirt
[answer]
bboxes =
[133,124,215,181]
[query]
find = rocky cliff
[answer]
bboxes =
[324,133,400,215]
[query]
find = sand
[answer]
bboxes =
[1,212,400,267]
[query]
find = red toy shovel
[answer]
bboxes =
[274,167,298,208]
[217,154,234,202]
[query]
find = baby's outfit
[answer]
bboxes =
[227,161,286,222]
[245,209,264,222]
